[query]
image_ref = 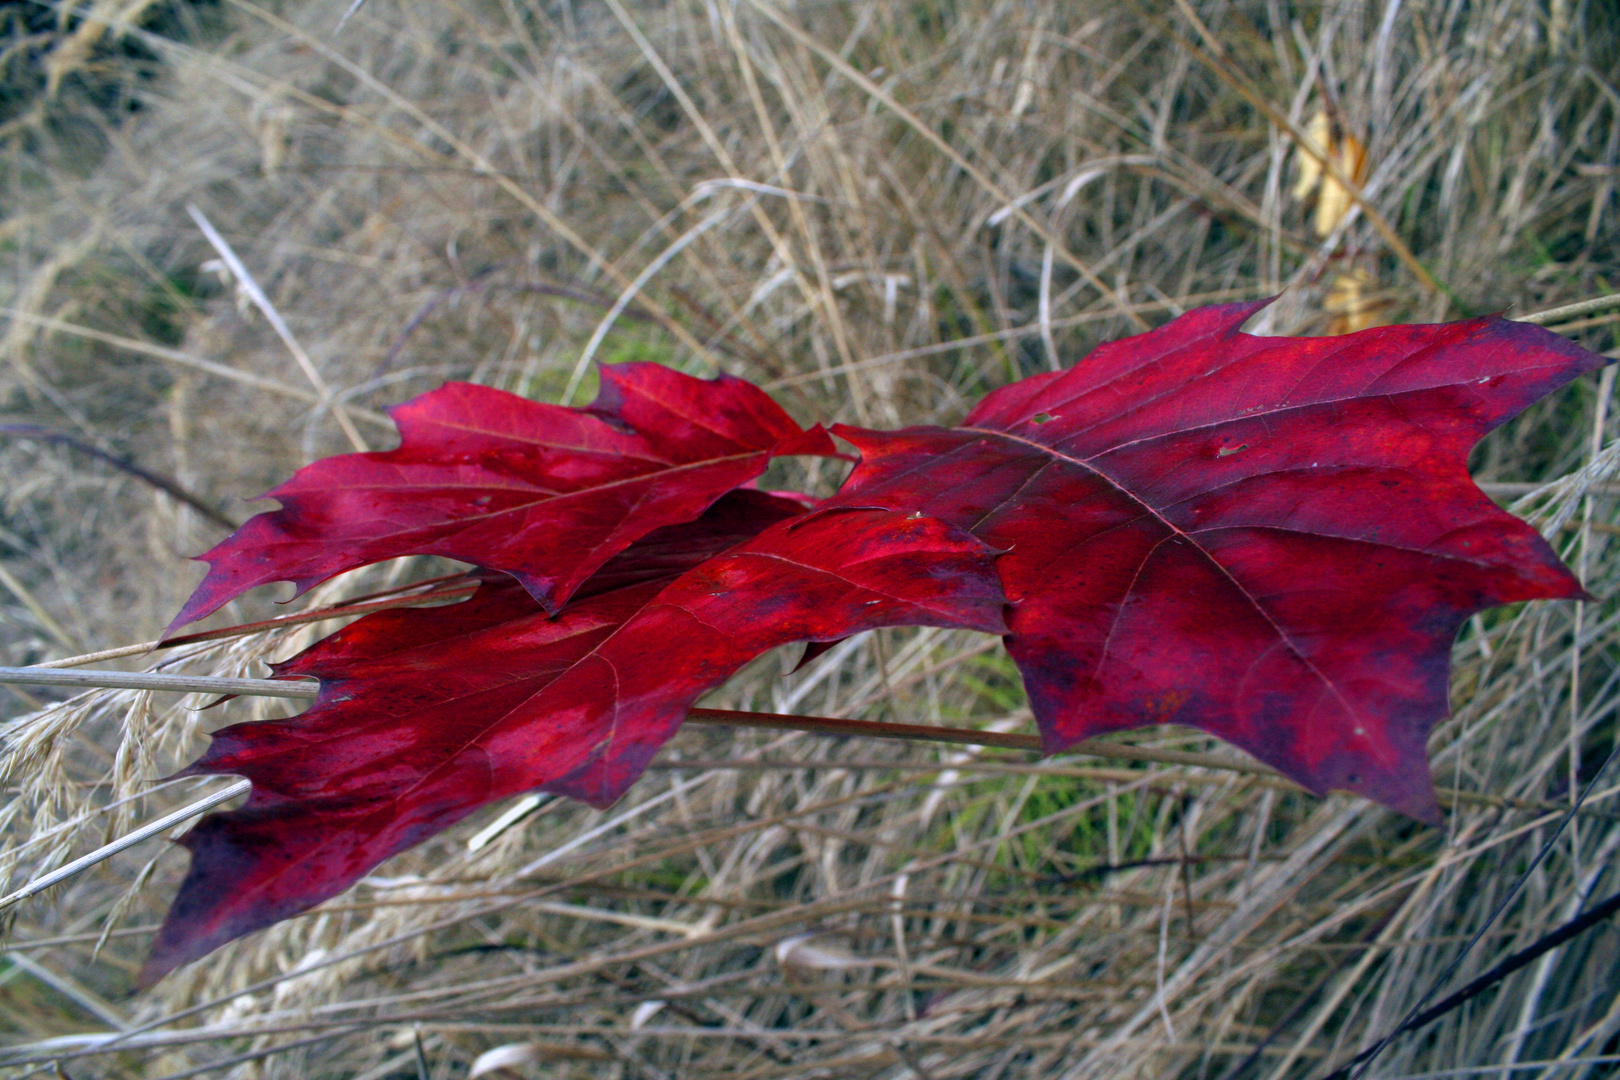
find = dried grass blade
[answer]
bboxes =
[0,308,389,425]
[0,778,251,914]
[740,0,1147,330]
[185,204,368,452]
[0,667,317,699]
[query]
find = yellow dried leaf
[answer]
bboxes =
[1292,110,1371,237]
[1291,110,1332,201]
[1315,131,1369,238]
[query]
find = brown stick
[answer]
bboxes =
[686,707,1041,751]
[32,582,480,669]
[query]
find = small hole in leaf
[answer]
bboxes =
[1033,412,1054,424]
[1216,443,1249,458]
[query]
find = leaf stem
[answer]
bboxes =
[32,582,480,669]
[0,667,1601,816]
[685,707,1040,751]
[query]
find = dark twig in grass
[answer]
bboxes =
[1322,883,1620,1080]
[0,424,238,531]
[1339,741,1620,1079]
[1,665,1602,816]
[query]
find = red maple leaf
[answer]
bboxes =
[814,301,1603,821]
[147,301,1604,980]
[141,492,1004,983]
[168,363,838,630]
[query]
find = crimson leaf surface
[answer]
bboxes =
[816,301,1602,820]
[143,493,1003,982]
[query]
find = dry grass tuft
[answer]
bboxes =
[2,0,1619,1076]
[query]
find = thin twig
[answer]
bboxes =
[0,423,238,530]
[1322,883,1620,1080]
[32,581,479,668]
[1515,291,1620,326]
[0,667,318,699]
[1341,741,1620,1079]
[1479,481,1620,497]
[684,706,1041,751]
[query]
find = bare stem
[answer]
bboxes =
[33,582,480,669]
[0,667,1595,815]
[1515,291,1620,326]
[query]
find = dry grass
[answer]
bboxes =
[2,0,1619,1076]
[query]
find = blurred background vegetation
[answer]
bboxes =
[1,0,1618,1077]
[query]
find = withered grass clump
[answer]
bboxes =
[3,1,1619,1077]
